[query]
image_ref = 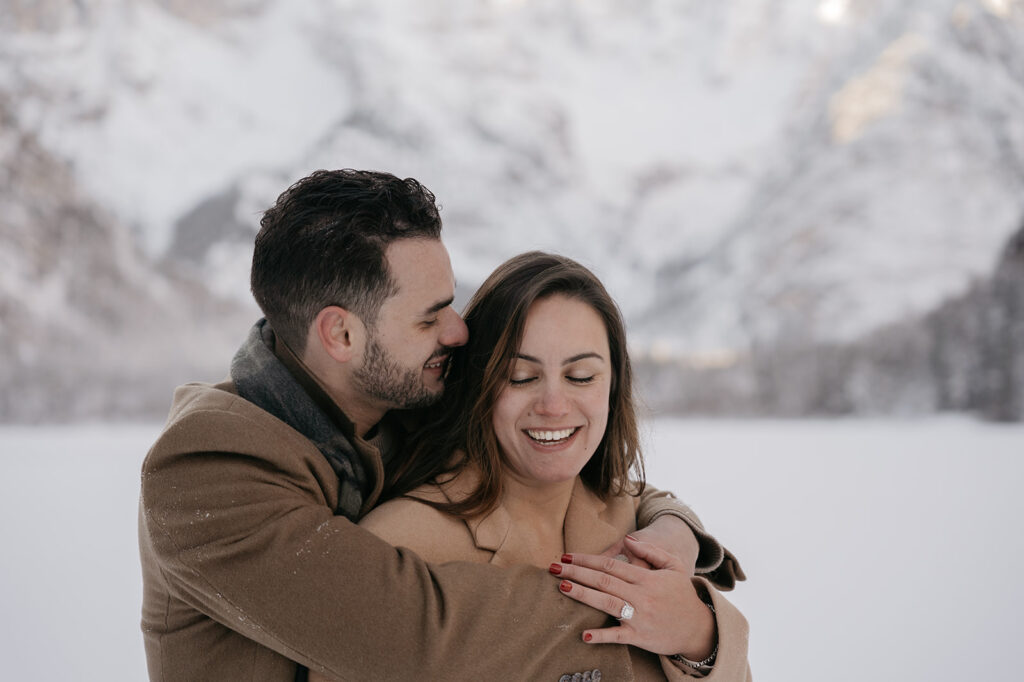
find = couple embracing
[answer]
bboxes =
[138,169,750,681]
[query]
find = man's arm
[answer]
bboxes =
[141,408,635,680]
[632,485,745,590]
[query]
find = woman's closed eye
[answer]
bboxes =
[509,374,595,386]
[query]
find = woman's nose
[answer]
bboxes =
[534,384,570,417]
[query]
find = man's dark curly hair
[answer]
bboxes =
[250,169,443,352]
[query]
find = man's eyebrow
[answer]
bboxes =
[513,352,604,365]
[422,296,455,316]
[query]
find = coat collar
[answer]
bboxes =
[432,468,625,562]
[273,328,388,511]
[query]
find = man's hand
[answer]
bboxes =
[601,514,699,575]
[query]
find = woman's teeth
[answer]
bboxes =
[526,428,577,443]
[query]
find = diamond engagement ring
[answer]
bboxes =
[618,601,635,621]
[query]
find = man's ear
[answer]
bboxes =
[313,306,365,363]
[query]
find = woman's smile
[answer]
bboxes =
[523,426,582,447]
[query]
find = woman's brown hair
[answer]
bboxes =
[384,251,645,517]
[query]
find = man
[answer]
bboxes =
[139,169,742,680]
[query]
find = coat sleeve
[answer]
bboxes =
[635,485,746,590]
[140,406,635,680]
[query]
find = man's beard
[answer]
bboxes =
[353,332,444,410]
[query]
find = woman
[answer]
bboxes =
[315,252,750,680]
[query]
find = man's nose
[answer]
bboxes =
[439,308,469,348]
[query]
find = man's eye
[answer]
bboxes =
[421,318,439,328]
[567,375,595,384]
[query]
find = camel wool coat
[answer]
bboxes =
[359,471,752,682]
[139,373,738,680]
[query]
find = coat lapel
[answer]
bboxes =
[486,478,628,564]
[436,469,637,563]
[431,465,513,556]
[562,478,628,555]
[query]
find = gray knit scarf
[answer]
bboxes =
[230,319,367,519]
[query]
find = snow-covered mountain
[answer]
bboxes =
[0,88,253,420]
[2,0,1022,420]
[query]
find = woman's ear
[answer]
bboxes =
[314,306,365,364]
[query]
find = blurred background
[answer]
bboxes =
[3,0,1022,424]
[2,1,1023,681]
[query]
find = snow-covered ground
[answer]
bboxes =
[1,418,1021,680]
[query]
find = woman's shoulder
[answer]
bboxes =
[359,476,485,563]
[359,484,454,537]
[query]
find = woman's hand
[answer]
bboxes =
[551,535,716,658]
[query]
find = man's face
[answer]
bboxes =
[352,238,469,410]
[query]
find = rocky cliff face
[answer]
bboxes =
[0,92,253,421]
[1,0,1022,421]
[642,0,1024,352]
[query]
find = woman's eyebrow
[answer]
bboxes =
[513,352,604,365]
[563,352,603,365]
[513,353,542,364]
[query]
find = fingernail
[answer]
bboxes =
[549,563,562,575]
[583,632,593,642]
[561,553,573,564]
[559,580,572,593]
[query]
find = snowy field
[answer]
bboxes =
[1,417,1021,681]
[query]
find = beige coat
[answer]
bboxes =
[359,471,752,681]
[139,374,737,681]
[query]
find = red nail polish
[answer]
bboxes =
[561,553,573,564]
[583,632,593,642]
[559,580,572,593]
[549,563,562,575]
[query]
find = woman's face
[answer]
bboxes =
[492,294,612,487]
